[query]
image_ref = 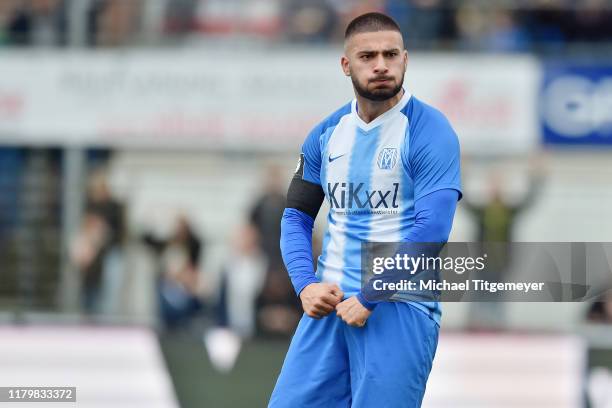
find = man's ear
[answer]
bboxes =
[340,55,351,76]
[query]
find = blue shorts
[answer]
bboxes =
[268,302,439,408]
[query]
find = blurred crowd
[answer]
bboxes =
[69,164,303,340]
[0,0,612,51]
[2,148,612,347]
[67,153,612,339]
[0,0,139,47]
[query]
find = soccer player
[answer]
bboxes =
[269,12,462,408]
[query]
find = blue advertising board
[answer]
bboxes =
[541,64,612,145]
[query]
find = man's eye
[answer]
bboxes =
[360,55,371,60]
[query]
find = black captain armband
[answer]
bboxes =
[286,153,325,219]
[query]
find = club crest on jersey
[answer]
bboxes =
[377,148,398,170]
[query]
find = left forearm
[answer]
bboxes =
[357,189,460,308]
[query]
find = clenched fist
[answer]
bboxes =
[299,283,344,319]
[335,296,371,327]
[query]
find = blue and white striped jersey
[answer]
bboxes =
[301,91,462,322]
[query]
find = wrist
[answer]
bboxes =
[296,277,321,297]
[356,292,378,311]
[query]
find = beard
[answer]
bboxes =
[351,71,404,102]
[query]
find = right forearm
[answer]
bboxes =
[280,208,320,295]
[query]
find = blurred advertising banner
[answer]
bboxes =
[422,333,584,408]
[406,55,540,155]
[0,51,538,153]
[541,63,612,145]
[0,50,350,150]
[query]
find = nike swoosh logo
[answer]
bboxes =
[328,154,346,163]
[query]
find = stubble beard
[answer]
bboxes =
[350,71,405,102]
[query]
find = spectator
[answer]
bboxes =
[462,161,544,243]
[569,0,612,43]
[72,170,126,315]
[249,166,286,271]
[88,0,141,47]
[283,0,338,43]
[454,3,489,50]
[216,224,266,338]
[463,157,546,329]
[0,1,16,45]
[522,4,566,52]
[86,170,125,253]
[249,167,302,336]
[5,0,67,47]
[143,214,204,329]
[72,213,108,314]
[164,0,198,36]
[254,234,321,338]
[482,9,530,52]
[386,0,449,49]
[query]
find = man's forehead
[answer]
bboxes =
[345,30,404,53]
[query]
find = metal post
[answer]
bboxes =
[59,147,85,313]
[59,0,91,313]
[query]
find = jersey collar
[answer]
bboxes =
[351,89,411,132]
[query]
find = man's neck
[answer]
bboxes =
[355,88,404,124]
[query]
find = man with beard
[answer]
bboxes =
[269,12,462,407]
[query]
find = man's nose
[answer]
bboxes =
[373,55,388,73]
